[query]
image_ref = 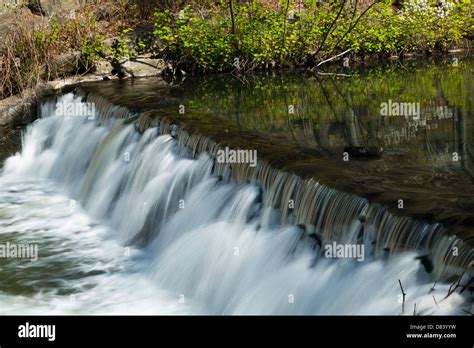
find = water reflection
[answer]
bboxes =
[179,57,474,177]
[51,57,474,241]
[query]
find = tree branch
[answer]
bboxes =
[282,0,291,55]
[316,48,351,68]
[312,0,347,58]
[229,0,236,35]
[326,0,381,60]
[399,279,406,314]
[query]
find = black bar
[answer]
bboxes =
[0,316,471,346]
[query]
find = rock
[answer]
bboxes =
[161,64,186,80]
[27,0,46,16]
[0,124,21,164]
[93,5,114,22]
[94,60,113,77]
[39,52,81,80]
[0,83,53,131]
[0,1,20,13]
[27,0,81,17]
[122,58,166,78]
[416,254,434,273]
[288,10,301,24]
[296,224,307,233]
[0,74,103,127]
[103,37,118,51]
[344,146,383,158]
[307,231,322,250]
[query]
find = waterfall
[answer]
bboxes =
[0,93,470,315]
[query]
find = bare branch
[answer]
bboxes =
[229,0,236,35]
[316,48,352,68]
[312,0,347,58]
[399,279,406,315]
[282,0,291,57]
[441,263,473,302]
[315,72,352,77]
[326,0,382,59]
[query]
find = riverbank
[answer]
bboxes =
[0,75,113,163]
[0,1,473,100]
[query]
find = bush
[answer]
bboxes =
[349,0,473,55]
[153,0,474,72]
[0,8,105,99]
[0,16,55,98]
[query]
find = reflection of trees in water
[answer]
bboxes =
[181,58,473,173]
[312,69,472,177]
[455,105,473,178]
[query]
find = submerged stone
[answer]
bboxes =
[344,146,383,158]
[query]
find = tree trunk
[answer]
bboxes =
[229,0,236,35]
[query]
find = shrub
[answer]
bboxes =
[152,0,474,72]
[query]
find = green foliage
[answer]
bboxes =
[81,35,105,70]
[33,18,60,56]
[111,28,134,63]
[179,57,474,139]
[153,0,474,72]
[348,0,473,55]
[154,6,235,71]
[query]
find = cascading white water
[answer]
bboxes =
[0,94,468,315]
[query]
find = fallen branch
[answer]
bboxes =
[314,71,352,77]
[398,279,406,315]
[458,276,473,295]
[316,49,352,68]
[440,263,473,302]
[441,270,467,302]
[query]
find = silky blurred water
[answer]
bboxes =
[0,94,468,315]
